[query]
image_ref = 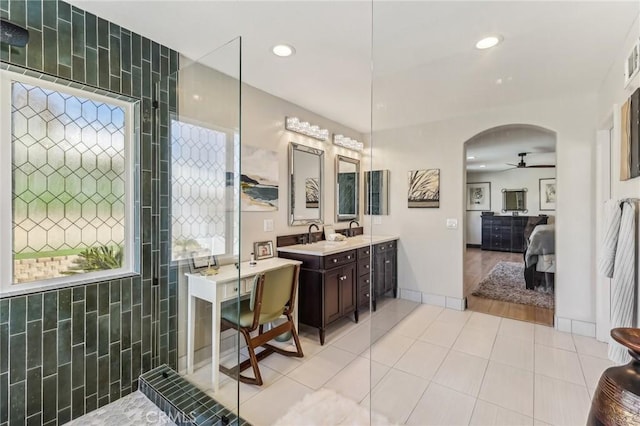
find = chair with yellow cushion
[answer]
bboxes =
[219,264,303,385]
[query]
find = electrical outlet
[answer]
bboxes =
[264,219,274,232]
[446,218,458,229]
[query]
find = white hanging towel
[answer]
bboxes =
[598,199,637,364]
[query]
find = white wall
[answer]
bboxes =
[369,93,598,324]
[466,168,556,245]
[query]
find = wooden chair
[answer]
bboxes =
[219,264,304,385]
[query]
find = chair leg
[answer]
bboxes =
[288,314,304,357]
[242,328,263,386]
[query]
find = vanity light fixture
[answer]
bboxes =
[467,156,475,160]
[285,116,329,141]
[476,35,502,50]
[333,134,364,152]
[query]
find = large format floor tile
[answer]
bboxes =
[498,318,534,342]
[534,344,585,386]
[478,361,534,417]
[394,340,449,380]
[470,400,533,426]
[419,320,465,348]
[453,325,497,359]
[432,350,488,397]
[406,382,476,426]
[390,304,443,338]
[323,356,389,403]
[287,345,357,389]
[240,376,313,426]
[490,334,534,371]
[367,330,415,366]
[534,324,576,351]
[578,353,614,390]
[534,374,591,426]
[369,368,429,424]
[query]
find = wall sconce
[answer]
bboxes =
[333,134,364,152]
[285,117,329,141]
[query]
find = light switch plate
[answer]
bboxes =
[264,219,274,232]
[373,216,382,225]
[446,218,458,229]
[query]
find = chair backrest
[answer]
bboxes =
[250,265,297,318]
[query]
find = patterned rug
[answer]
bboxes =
[471,261,554,309]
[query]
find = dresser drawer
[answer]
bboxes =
[358,258,371,276]
[374,240,396,254]
[323,250,356,269]
[358,246,372,259]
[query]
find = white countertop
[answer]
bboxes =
[276,235,399,256]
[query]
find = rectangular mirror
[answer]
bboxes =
[335,155,360,222]
[365,170,390,215]
[289,143,324,225]
[502,188,528,212]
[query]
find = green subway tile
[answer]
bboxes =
[98,47,109,89]
[141,60,150,98]
[109,303,120,343]
[110,281,120,303]
[97,17,108,48]
[98,282,109,316]
[72,301,84,345]
[141,37,150,61]
[97,315,108,357]
[0,0,7,13]
[42,0,56,29]
[121,348,131,387]
[58,289,71,321]
[58,407,71,424]
[131,341,141,384]
[58,0,70,22]
[26,366,41,416]
[58,319,71,365]
[142,208,151,242]
[9,44,26,66]
[84,12,96,49]
[72,287,84,302]
[26,294,41,322]
[131,65,141,98]
[0,299,8,323]
[122,280,131,312]
[57,18,71,67]
[86,285,97,313]
[0,324,7,374]
[42,374,57,422]
[27,413,42,426]
[85,311,97,354]
[109,35,120,76]
[85,393,97,413]
[151,42,159,73]
[121,310,131,349]
[9,333,25,383]
[131,32,141,67]
[26,0,41,30]
[58,363,71,409]
[142,243,151,280]
[121,70,131,96]
[9,296,26,335]
[72,386,84,419]
[42,329,57,377]
[141,317,150,353]
[59,63,72,78]
[109,22,119,37]
[97,394,109,408]
[42,25,57,74]
[9,0,25,26]
[42,292,57,331]
[131,304,141,343]
[97,355,109,398]
[9,381,25,425]
[121,32,131,71]
[26,320,41,369]
[0,372,6,423]
[110,75,120,92]
[132,278,141,305]
[109,381,120,402]
[26,27,42,70]
[141,279,151,317]
[85,351,97,396]
[71,11,84,56]
[109,342,120,384]
[71,344,84,389]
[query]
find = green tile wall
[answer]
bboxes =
[0,1,179,425]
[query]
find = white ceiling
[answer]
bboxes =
[69,1,639,134]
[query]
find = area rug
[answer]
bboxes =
[273,389,395,426]
[471,261,554,309]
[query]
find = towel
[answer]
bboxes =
[601,199,638,364]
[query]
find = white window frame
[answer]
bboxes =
[0,70,138,296]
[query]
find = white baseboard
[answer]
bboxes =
[555,316,596,337]
[398,289,466,311]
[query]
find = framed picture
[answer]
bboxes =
[539,178,556,211]
[466,182,491,211]
[407,169,440,208]
[253,240,274,260]
[190,254,217,273]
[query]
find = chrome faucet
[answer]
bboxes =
[348,220,360,237]
[308,223,320,244]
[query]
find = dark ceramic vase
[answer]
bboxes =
[587,328,640,425]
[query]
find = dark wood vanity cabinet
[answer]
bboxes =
[324,263,356,324]
[372,240,397,309]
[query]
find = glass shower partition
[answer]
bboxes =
[155,37,243,423]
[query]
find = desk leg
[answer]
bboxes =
[187,294,195,375]
[212,300,221,393]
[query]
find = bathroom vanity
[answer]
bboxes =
[277,236,398,344]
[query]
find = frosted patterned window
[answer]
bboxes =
[0,72,137,290]
[171,120,235,260]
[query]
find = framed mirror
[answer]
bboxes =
[502,188,528,213]
[335,155,360,222]
[289,143,324,225]
[365,170,390,215]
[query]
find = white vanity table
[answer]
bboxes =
[185,257,302,392]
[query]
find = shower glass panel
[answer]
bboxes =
[156,37,242,420]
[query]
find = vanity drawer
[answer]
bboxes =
[358,258,371,276]
[374,240,396,254]
[323,250,357,269]
[358,246,372,259]
[358,275,372,305]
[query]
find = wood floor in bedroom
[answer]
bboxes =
[464,248,554,327]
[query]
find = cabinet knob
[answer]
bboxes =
[365,265,369,269]
[365,250,369,254]
[234,287,238,291]
[385,260,390,264]
[365,293,369,297]
[380,246,385,250]
[365,279,370,284]
[347,255,351,259]
[333,259,338,263]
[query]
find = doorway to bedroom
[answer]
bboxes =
[463,124,556,326]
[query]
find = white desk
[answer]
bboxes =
[185,257,302,391]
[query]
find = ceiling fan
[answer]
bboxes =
[506,152,555,169]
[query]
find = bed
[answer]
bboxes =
[524,222,555,290]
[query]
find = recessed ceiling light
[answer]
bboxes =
[479,165,486,168]
[272,44,295,57]
[467,156,475,160]
[476,35,502,50]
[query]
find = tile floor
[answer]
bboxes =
[185,298,614,426]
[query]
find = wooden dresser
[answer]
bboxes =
[481,215,546,253]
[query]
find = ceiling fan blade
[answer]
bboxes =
[526,164,555,168]
[506,163,518,167]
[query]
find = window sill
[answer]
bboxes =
[0,271,140,299]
